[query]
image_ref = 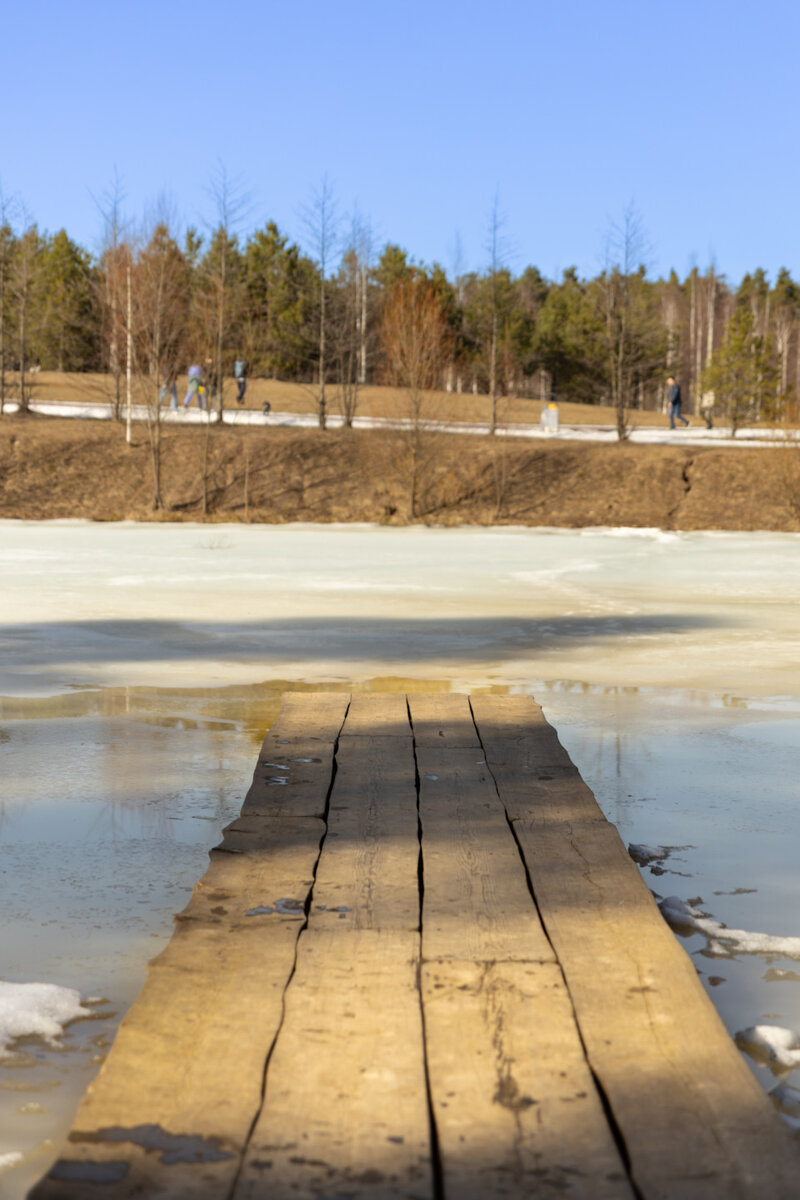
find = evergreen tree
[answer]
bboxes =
[36,230,98,370]
[243,222,314,379]
[700,307,779,435]
[535,269,605,403]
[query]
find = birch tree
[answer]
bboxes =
[0,186,18,416]
[95,175,129,418]
[301,175,340,429]
[12,218,43,413]
[202,164,249,421]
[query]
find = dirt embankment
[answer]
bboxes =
[1,414,799,531]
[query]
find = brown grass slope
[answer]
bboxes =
[1,414,799,531]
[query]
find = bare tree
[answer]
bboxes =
[0,184,19,416]
[301,175,340,429]
[202,164,250,422]
[333,208,375,427]
[599,204,662,440]
[93,171,130,419]
[486,193,507,433]
[12,213,42,414]
[130,215,190,509]
[381,277,448,517]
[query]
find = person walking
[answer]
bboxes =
[184,364,205,409]
[234,356,248,405]
[159,378,178,411]
[667,377,690,428]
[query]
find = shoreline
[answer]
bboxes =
[2,415,800,531]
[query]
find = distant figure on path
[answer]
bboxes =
[184,364,205,409]
[699,390,715,430]
[234,356,248,405]
[667,377,690,428]
[159,379,178,411]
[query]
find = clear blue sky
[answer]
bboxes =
[2,0,796,285]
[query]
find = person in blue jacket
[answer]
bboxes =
[667,377,689,428]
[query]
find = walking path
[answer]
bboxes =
[30,693,799,1200]
[4,398,795,448]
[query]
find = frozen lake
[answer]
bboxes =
[2,520,800,1194]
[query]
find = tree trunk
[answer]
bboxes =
[216,240,226,423]
[489,307,498,433]
[0,262,5,416]
[359,262,367,385]
[705,270,716,368]
[18,297,27,413]
[318,271,327,429]
[126,266,133,445]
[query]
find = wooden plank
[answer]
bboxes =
[242,691,350,819]
[513,817,800,1200]
[233,727,431,1198]
[32,818,326,1200]
[471,693,576,769]
[422,960,634,1199]
[233,931,432,1200]
[417,746,554,963]
[269,690,352,743]
[485,756,603,824]
[313,734,420,932]
[408,692,481,747]
[340,692,411,737]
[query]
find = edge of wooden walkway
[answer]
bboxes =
[28,692,800,1200]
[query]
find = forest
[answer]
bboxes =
[0,188,796,439]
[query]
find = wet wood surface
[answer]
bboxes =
[30,693,800,1200]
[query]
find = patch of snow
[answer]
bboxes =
[735,1024,800,1071]
[0,981,90,1057]
[771,1080,800,1115]
[659,897,800,960]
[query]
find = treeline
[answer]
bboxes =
[1,198,798,434]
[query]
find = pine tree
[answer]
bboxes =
[36,230,98,370]
[700,307,779,436]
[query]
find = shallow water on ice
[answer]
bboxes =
[2,521,800,1193]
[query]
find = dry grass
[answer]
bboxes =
[2,412,799,531]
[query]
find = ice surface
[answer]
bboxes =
[0,982,90,1056]
[2,522,800,697]
[659,897,800,960]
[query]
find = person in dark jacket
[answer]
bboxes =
[667,377,690,428]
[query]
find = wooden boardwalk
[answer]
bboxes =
[31,693,800,1200]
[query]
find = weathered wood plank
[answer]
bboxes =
[471,693,576,767]
[269,690,352,742]
[233,728,430,1198]
[242,691,350,819]
[408,692,481,747]
[340,692,411,737]
[422,959,634,1199]
[233,931,432,1200]
[485,756,603,824]
[31,818,326,1200]
[417,746,554,963]
[313,734,420,932]
[513,817,800,1200]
